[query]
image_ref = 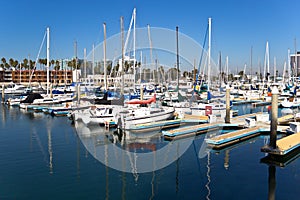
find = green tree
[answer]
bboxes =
[23,58,29,70]
[54,60,60,70]
[29,60,35,70]
[9,58,14,68]
[1,57,6,65]
[50,59,55,68]
[67,58,80,70]
[12,60,19,69]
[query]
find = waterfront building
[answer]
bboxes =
[290,52,300,76]
[0,69,73,85]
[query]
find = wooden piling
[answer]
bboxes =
[270,86,278,149]
[225,86,230,123]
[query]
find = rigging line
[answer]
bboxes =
[29,30,47,86]
[191,23,208,102]
[195,23,209,86]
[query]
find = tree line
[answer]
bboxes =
[0,57,83,71]
[1,57,198,81]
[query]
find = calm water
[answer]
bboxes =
[0,99,300,200]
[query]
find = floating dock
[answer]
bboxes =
[127,117,208,133]
[162,122,241,140]
[261,133,300,156]
[252,101,271,107]
[162,113,264,140]
[205,126,267,149]
[232,100,260,105]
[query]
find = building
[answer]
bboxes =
[0,69,73,85]
[290,52,300,76]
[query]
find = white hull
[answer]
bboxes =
[122,109,175,130]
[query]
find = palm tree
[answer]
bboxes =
[29,60,35,70]
[1,57,6,65]
[12,60,19,69]
[23,58,29,70]
[67,59,76,70]
[106,63,112,75]
[9,58,14,68]
[50,59,55,69]
[54,60,60,70]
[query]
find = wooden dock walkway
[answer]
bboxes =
[261,133,300,156]
[252,101,271,107]
[127,117,208,133]
[162,113,265,140]
[205,126,266,149]
[162,122,241,140]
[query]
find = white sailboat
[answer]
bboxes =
[117,94,175,130]
[190,18,226,119]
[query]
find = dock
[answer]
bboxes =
[205,126,266,149]
[252,101,271,107]
[162,113,264,140]
[127,117,208,133]
[162,122,241,140]
[232,100,260,105]
[261,133,300,156]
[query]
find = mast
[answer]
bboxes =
[250,46,253,83]
[19,63,21,83]
[226,56,229,83]
[294,38,297,82]
[207,18,211,91]
[74,41,78,83]
[92,44,95,83]
[176,26,180,92]
[140,51,143,100]
[218,51,221,87]
[84,48,87,79]
[133,8,136,85]
[264,41,270,83]
[46,27,50,95]
[283,61,286,83]
[121,16,124,95]
[288,48,291,84]
[147,24,154,82]
[103,22,107,91]
[273,57,276,82]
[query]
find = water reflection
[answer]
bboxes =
[74,120,194,173]
[268,165,276,200]
[261,148,300,200]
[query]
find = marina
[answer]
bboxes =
[2,2,300,199]
[1,96,300,199]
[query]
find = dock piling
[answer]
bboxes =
[225,86,230,123]
[270,86,279,149]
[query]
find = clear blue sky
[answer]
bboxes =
[0,0,299,74]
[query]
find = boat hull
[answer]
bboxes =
[123,110,175,130]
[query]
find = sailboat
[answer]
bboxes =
[190,18,227,119]
[117,94,175,130]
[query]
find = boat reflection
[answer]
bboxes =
[74,120,194,173]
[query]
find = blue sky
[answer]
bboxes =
[0,0,299,74]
